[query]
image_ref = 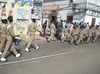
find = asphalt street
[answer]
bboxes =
[0,39,100,74]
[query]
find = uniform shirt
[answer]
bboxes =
[0,24,7,38]
[94,29,100,36]
[79,29,84,37]
[27,22,39,36]
[1,24,7,34]
[83,27,89,35]
[6,24,16,36]
[88,28,94,37]
[71,28,79,36]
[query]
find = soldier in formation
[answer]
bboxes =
[25,18,42,52]
[0,16,21,62]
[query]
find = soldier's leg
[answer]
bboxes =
[32,39,40,50]
[61,33,64,42]
[62,35,68,42]
[86,36,91,43]
[61,36,65,43]
[93,35,98,42]
[0,38,6,55]
[76,36,83,45]
[69,29,72,36]
[0,36,12,61]
[11,45,21,58]
[47,33,53,42]
[25,36,33,52]
[70,35,74,44]
[52,34,56,41]
[98,35,100,42]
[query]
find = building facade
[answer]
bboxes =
[43,0,100,25]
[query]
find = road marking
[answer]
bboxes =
[0,50,76,66]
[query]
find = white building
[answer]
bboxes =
[43,0,100,25]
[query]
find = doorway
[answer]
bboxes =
[67,16,73,23]
[51,16,57,24]
[91,18,96,26]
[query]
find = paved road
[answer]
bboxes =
[0,40,100,74]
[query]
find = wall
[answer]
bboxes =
[58,10,69,20]
[84,15,100,25]
[87,0,100,6]
[87,0,95,4]
[74,0,87,3]
[84,15,92,25]
[96,17,100,25]
[73,17,85,23]
[96,0,100,6]
[43,0,70,22]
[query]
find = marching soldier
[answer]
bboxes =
[76,27,84,45]
[76,25,88,45]
[0,17,21,62]
[56,21,62,40]
[70,25,79,44]
[93,25,100,43]
[86,26,94,43]
[25,18,42,52]
[47,21,56,42]
[61,26,68,43]
[83,25,89,37]
[69,23,73,36]
[0,21,7,55]
[0,12,7,55]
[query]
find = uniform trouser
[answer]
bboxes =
[71,35,78,43]
[61,33,68,42]
[93,35,99,42]
[69,29,72,36]
[26,35,38,49]
[76,36,83,44]
[1,36,18,58]
[0,34,6,52]
[86,36,92,43]
[48,33,56,41]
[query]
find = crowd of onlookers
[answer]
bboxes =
[42,20,100,44]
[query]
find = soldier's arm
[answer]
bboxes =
[27,25,30,35]
[34,24,41,32]
[8,26,18,37]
